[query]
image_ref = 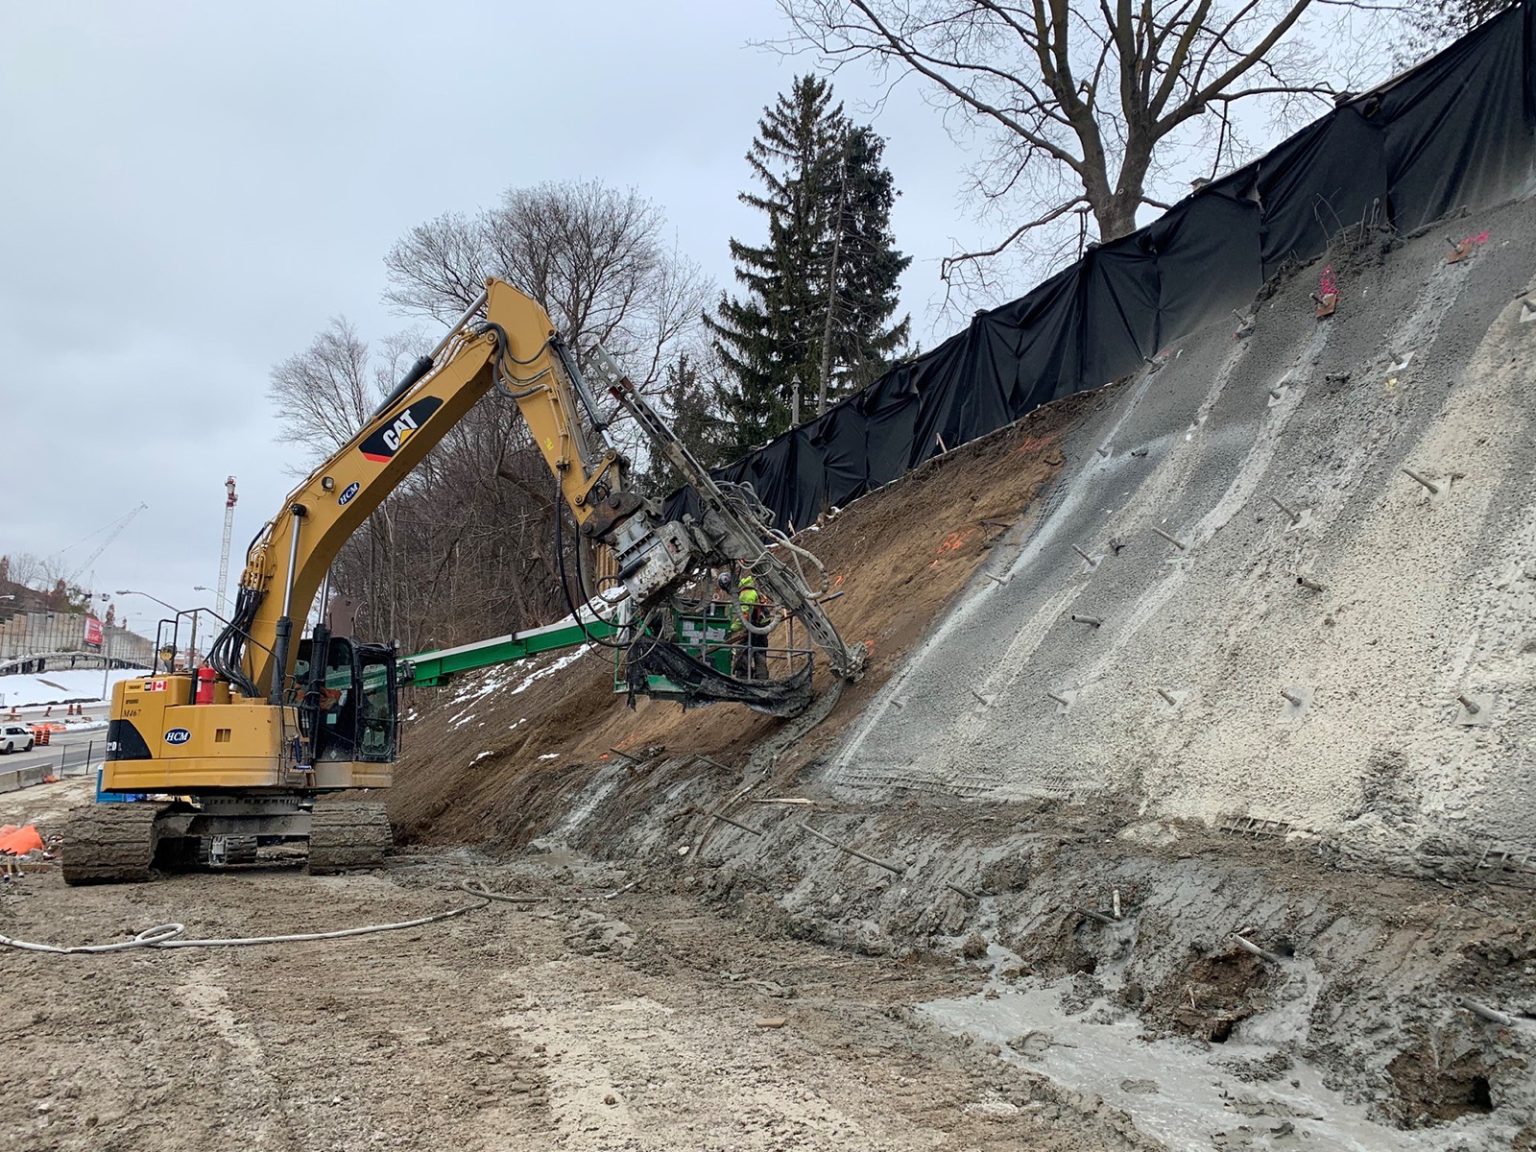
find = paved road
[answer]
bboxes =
[0,727,106,779]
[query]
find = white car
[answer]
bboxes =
[1,724,35,754]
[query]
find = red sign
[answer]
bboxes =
[84,615,104,647]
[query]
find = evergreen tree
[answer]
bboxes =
[647,351,730,497]
[708,76,909,455]
[819,126,911,401]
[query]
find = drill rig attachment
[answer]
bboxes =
[583,347,865,716]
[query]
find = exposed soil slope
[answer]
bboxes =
[390,389,1098,845]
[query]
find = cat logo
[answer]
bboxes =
[360,397,443,463]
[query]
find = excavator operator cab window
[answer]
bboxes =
[354,644,398,763]
[297,636,359,762]
[297,638,397,763]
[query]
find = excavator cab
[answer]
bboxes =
[294,636,399,764]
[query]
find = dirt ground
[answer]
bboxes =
[0,780,1136,1152]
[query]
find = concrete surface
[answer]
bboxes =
[831,198,1536,873]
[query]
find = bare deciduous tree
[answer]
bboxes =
[3,552,45,590]
[776,0,1369,298]
[268,181,714,650]
[268,317,395,462]
[1393,0,1510,64]
[384,180,712,397]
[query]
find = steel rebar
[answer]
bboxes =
[797,822,904,876]
[1234,934,1287,965]
[706,809,763,836]
[1457,997,1516,1027]
[1268,495,1302,524]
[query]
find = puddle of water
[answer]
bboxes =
[919,982,1457,1152]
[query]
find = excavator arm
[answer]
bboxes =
[216,279,690,705]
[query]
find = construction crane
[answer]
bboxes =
[215,477,237,617]
[49,502,149,588]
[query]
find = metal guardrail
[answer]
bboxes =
[0,739,101,793]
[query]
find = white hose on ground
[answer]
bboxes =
[458,879,552,904]
[0,899,488,955]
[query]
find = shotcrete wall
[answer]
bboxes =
[831,202,1536,870]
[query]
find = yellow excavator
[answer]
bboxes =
[64,278,862,884]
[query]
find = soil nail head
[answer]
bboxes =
[1046,690,1073,707]
[1268,387,1285,401]
[1071,544,1100,569]
[1269,495,1302,524]
[1150,526,1188,551]
[1280,688,1306,707]
[1401,467,1441,495]
[1456,693,1481,716]
[1296,576,1326,593]
[1156,687,1179,706]
[1070,614,1103,627]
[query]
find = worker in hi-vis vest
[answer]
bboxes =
[734,572,770,680]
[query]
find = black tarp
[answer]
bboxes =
[666,2,1536,531]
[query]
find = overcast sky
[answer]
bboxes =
[0,1,1388,641]
[0,1,981,634]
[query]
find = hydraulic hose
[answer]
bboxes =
[0,897,489,954]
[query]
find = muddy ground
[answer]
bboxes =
[0,780,1146,1152]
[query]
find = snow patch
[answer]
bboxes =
[0,667,154,709]
[510,646,592,695]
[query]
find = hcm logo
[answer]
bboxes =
[361,398,442,463]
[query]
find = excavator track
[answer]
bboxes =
[307,801,391,874]
[183,835,259,868]
[62,803,169,886]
